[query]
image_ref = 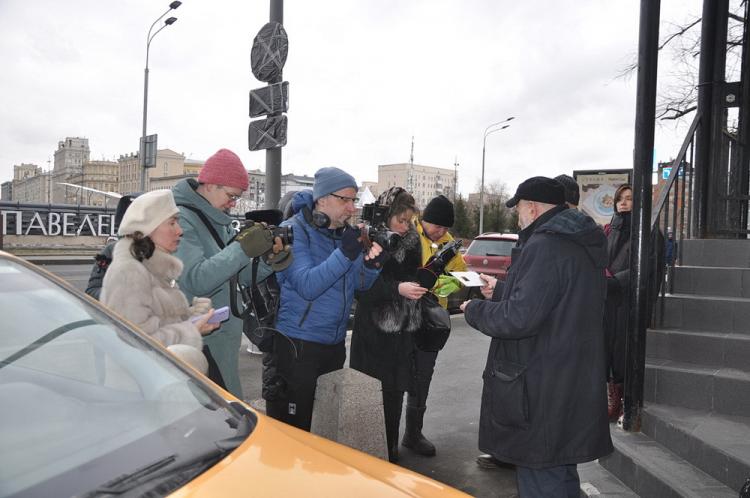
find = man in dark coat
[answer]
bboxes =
[461,176,613,497]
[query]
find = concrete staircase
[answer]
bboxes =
[597,239,750,497]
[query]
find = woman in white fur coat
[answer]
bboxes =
[101,190,218,373]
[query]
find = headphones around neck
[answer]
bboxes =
[302,206,332,230]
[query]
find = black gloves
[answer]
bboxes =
[340,225,363,261]
[364,251,388,269]
[235,222,274,258]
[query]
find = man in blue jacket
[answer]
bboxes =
[267,167,384,430]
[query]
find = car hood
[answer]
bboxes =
[170,410,468,497]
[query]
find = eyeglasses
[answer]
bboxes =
[329,193,359,204]
[218,186,242,202]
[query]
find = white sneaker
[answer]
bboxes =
[246,343,263,355]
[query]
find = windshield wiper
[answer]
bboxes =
[81,453,178,496]
[83,413,253,496]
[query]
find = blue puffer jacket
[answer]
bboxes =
[276,190,380,345]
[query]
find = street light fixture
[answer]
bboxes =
[479,116,514,234]
[140,1,181,192]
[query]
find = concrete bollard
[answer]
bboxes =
[310,367,388,460]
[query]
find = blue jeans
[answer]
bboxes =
[516,464,580,498]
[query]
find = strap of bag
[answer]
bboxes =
[177,204,226,249]
[177,203,248,317]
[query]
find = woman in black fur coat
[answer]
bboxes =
[350,187,428,462]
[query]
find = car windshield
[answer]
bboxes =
[466,239,515,257]
[0,258,255,498]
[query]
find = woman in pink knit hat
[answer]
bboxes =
[171,149,292,397]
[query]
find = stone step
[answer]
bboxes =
[599,426,736,498]
[681,239,750,268]
[578,461,639,497]
[671,265,750,298]
[645,360,750,418]
[658,293,750,334]
[642,403,750,493]
[646,328,750,373]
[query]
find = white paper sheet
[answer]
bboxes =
[449,271,485,287]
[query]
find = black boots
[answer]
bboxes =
[401,406,436,456]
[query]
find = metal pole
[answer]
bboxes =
[140,5,179,193]
[694,0,721,238]
[140,64,149,192]
[479,118,513,234]
[479,139,486,234]
[623,0,660,432]
[265,0,283,209]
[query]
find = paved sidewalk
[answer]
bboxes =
[238,315,518,498]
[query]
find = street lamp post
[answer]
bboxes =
[479,117,514,234]
[140,1,181,192]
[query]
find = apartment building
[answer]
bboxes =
[377,163,456,209]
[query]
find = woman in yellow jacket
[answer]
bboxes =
[403,195,467,457]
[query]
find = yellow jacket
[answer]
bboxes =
[416,218,467,307]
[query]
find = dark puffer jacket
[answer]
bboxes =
[350,226,422,392]
[464,206,613,468]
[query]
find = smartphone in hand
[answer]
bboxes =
[191,305,230,325]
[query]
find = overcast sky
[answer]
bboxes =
[0,0,702,196]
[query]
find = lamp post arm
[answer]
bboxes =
[478,121,513,235]
[146,7,172,47]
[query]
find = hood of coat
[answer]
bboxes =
[114,238,184,282]
[535,207,608,269]
[291,189,314,215]
[172,178,235,227]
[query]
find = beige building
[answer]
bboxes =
[119,149,198,194]
[377,163,457,210]
[51,137,90,203]
[66,160,119,206]
[1,181,12,201]
[11,164,50,204]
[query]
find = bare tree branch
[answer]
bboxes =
[659,18,702,50]
[658,105,698,120]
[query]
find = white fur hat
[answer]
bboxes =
[118,190,179,236]
[166,344,209,374]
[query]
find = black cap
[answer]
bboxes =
[505,176,566,208]
[554,174,580,205]
[422,195,455,227]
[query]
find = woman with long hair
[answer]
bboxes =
[350,187,427,462]
[603,184,632,421]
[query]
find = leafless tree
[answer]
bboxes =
[619,1,747,124]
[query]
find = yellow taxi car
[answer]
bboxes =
[0,251,468,498]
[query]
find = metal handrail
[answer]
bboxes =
[651,113,702,229]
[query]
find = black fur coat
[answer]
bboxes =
[350,226,422,392]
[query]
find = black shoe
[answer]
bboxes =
[476,454,514,470]
[401,431,437,457]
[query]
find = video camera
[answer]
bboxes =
[360,203,401,252]
[244,209,294,246]
[424,239,463,275]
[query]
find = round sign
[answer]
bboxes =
[251,22,289,83]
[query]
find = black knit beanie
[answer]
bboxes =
[422,195,455,227]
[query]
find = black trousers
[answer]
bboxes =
[603,298,627,384]
[265,335,346,431]
[382,389,405,454]
[407,348,438,408]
